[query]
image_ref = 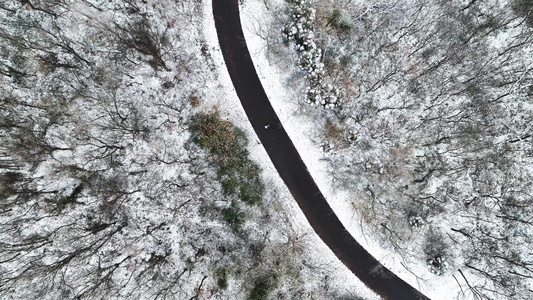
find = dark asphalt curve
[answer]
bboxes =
[212,1,430,299]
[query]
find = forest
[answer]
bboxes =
[0,0,371,299]
[1,0,532,299]
[262,0,533,299]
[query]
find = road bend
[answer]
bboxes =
[212,1,430,299]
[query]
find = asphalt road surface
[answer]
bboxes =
[212,1,430,299]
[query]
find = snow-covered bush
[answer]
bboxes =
[320,121,357,153]
[189,110,265,206]
[283,0,340,108]
[424,229,450,276]
[426,256,448,276]
[327,9,351,31]
[513,0,533,26]
[408,214,424,229]
[249,275,278,300]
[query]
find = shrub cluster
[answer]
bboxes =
[190,110,265,230]
[283,0,339,108]
[249,275,278,300]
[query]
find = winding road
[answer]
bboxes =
[212,1,430,299]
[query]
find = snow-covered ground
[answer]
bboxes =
[6,0,525,298]
[217,0,479,299]
[200,1,380,299]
